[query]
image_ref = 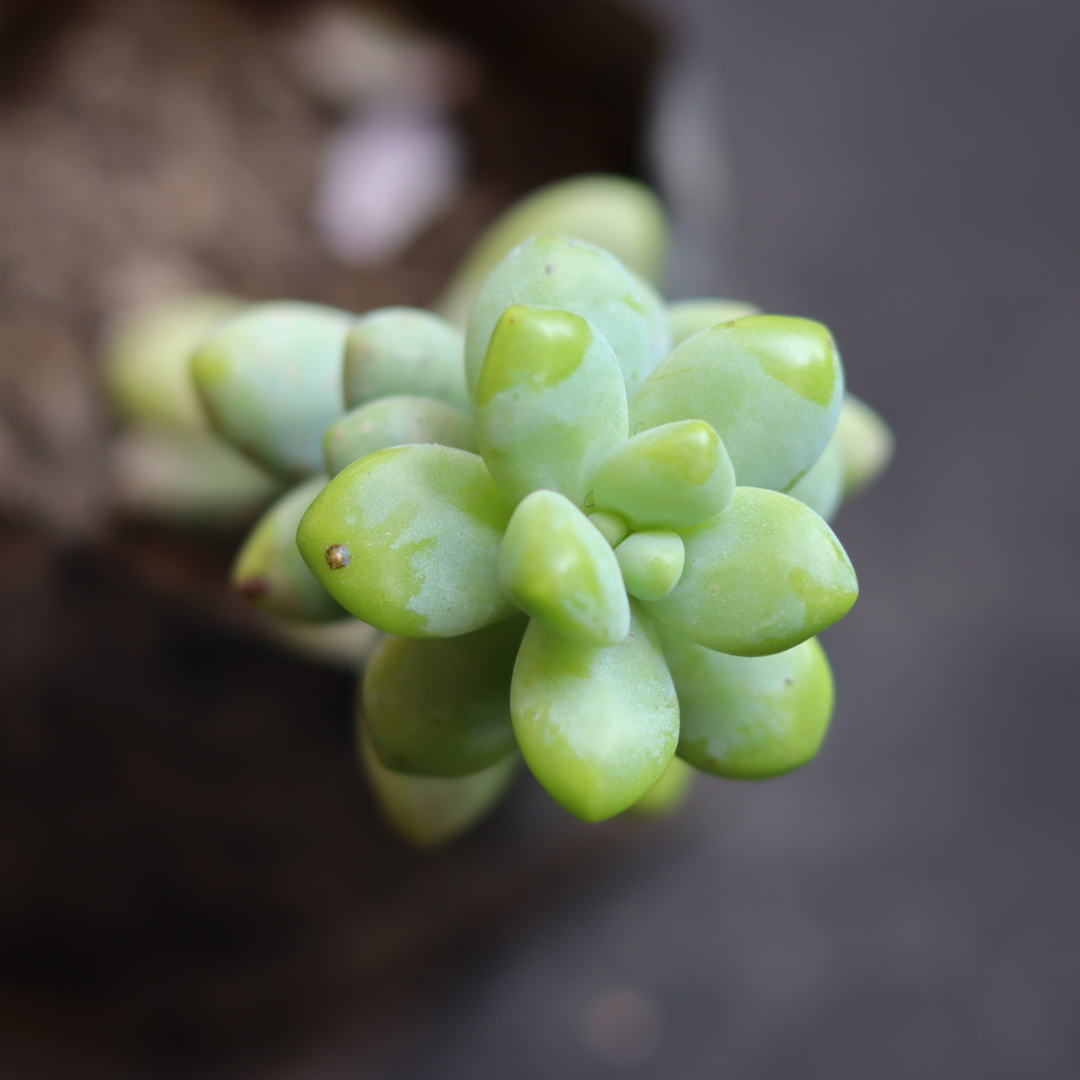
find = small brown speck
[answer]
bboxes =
[325,543,350,569]
[544,264,554,274]
[784,676,794,685]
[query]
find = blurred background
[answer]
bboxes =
[0,0,1077,1076]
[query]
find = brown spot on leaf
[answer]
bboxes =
[325,544,350,570]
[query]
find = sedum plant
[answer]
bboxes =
[107,175,892,844]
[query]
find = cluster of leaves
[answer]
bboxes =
[104,176,892,845]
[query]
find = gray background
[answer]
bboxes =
[376,0,1080,1076]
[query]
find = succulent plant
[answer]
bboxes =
[290,241,865,824]
[104,175,892,845]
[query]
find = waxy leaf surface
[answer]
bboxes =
[465,235,654,398]
[360,728,519,847]
[788,435,844,521]
[630,314,844,492]
[646,487,858,656]
[344,307,469,412]
[615,530,685,601]
[666,298,760,348]
[511,607,679,821]
[232,476,345,622]
[592,419,735,530]
[323,395,476,477]
[438,174,667,327]
[499,490,630,647]
[191,301,350,477]
[297,445,515,637]
[105,293,241,432]
[835,393,895,497]
[662,630,834,778]
[364,617,526,778]
[627,756,695,817]
[475,305,627,507]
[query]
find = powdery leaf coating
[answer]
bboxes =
[475,305,628,507]
[788,435,844,522]
[614,531,685,602]
[499,490,630,648]
[231,476,346,622]
[646,487,858,656]
[192,301,350,478]
[592,419,735,530]
[360,727,519,848]
[510,605,679,821]
[629,314,844,492]
[363,616,526,778]
[297,444,515,637]
[323,395,476,477]
[666,298,761,348]
[344,307,469,412]
[465,235,655,399]
[661,629,834,778]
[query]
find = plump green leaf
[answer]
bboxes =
[510,605,679,821]
[666,298,760,348]
[646,487,858,656]
[297,445,516,637]
[363,616,526,778]
[474,305,628,507]
[360,727,518,847]
[631,271,672,371]
[232,476,346,622]
[629,315,844,492]
[788,435,844,521]
[660,629,834,778]
[465,235,655,399]
[270,616,379,670]
[191,301,350,478]
[437,174,668,327]
[110,426,281,530]
[626,755,695,816]
[499,490,630,647]
[104,293,241,431]
[835,392,894,497]
[615,531,685,601]
[343,307,469,412]
[592,419,735,530]
[323,395,476,477]
[588,511,629,548]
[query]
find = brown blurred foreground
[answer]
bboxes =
[0,0,662,1074]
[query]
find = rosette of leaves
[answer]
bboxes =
[286,234,873,825]
[180,178,891,842]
